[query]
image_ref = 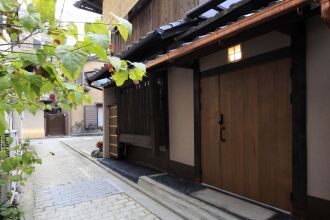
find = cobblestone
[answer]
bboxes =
[22,139,160,220]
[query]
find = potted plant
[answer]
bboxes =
[91,141,103,158]
[96,141,103,152]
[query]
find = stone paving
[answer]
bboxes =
[22,138,164,220]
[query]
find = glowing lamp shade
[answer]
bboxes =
[228,44,242,63]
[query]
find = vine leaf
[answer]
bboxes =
[81,36,109,62]
[109,56,121,71]
[0,75,11,90]
[112,13,132,41]
[32,0,56,26]
[86,33,110,50]
[112,70,128,86]
[129,67,145,81]
[84,19,108,35]
[19,4,42,33]
[0,0,18,12]
[131,62,146,73]
[66,22,79,40]
[55,45,88,80]
[0,110,7,134]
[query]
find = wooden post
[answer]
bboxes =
[193,60,202,181]
[291,21,307,217]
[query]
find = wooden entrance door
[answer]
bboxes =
[45,113,66,136]
[201,58,292,211]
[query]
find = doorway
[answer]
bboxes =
[201,57,292,211]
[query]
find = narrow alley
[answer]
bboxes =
[20,138,180,220]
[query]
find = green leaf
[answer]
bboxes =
[6,136,13,145]
[112,70,128,86]
[131,62,146,73]
[11,76,23,98]
[80,39,108,62]
[2,162,13,173]
[24,73,42,95]
[55,45,88,80]
[83,94,92,104]
[41,81,54,93]
[36,48,47,64]
[121,60,128,70]
[0,110,8,134]
[84,20,108,35]
[28,105,38,115]
[86,34,110,50]
[66,22,78,40]
[58,103,70,111]
[0,74,12,90]
[0,0,18,12]
[49,30,67,46]
[68,92,76,103]
[112,13,132,41]
[19,4,41,33]
[109,56,121,71]
[20,51,39,64]
[63,82,77,90]
[129,67,145,81]
[2,102,12,114]
[32,0,56,26]
[42,62,63,86]
[45,104,52,111]
[14,104,25,114]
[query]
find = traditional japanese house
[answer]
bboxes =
[87,0,330,219]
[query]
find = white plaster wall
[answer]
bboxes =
[70,60,104,130]
[306,16,330,201]
[168,68,194,166]
[199,31,291,71]
[21,110,45,139]
[103,87,117,158]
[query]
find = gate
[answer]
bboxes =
[45,113,66,136]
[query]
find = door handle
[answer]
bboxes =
[220,126,226,142]
[218,114,224,125]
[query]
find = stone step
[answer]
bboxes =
[138,175,239,220]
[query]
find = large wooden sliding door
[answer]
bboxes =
[201,58,292,211]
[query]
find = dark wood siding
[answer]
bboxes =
[117,72,167,150]
[113,0,198,56]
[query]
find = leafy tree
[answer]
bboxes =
[0,0,146,218]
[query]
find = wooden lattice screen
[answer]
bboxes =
[109,105,118,158]
[117,72,168,152]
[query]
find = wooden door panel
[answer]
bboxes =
[201,75,221,187]
[219,58,292,211]
[256,59,292,211]
[220,68,259,199]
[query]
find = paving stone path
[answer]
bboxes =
[21,138,166,220]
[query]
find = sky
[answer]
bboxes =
[55,0,102,43]
[55,0,101,24]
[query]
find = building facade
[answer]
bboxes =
[88,0,330,219]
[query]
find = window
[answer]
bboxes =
[228,44,242,63]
